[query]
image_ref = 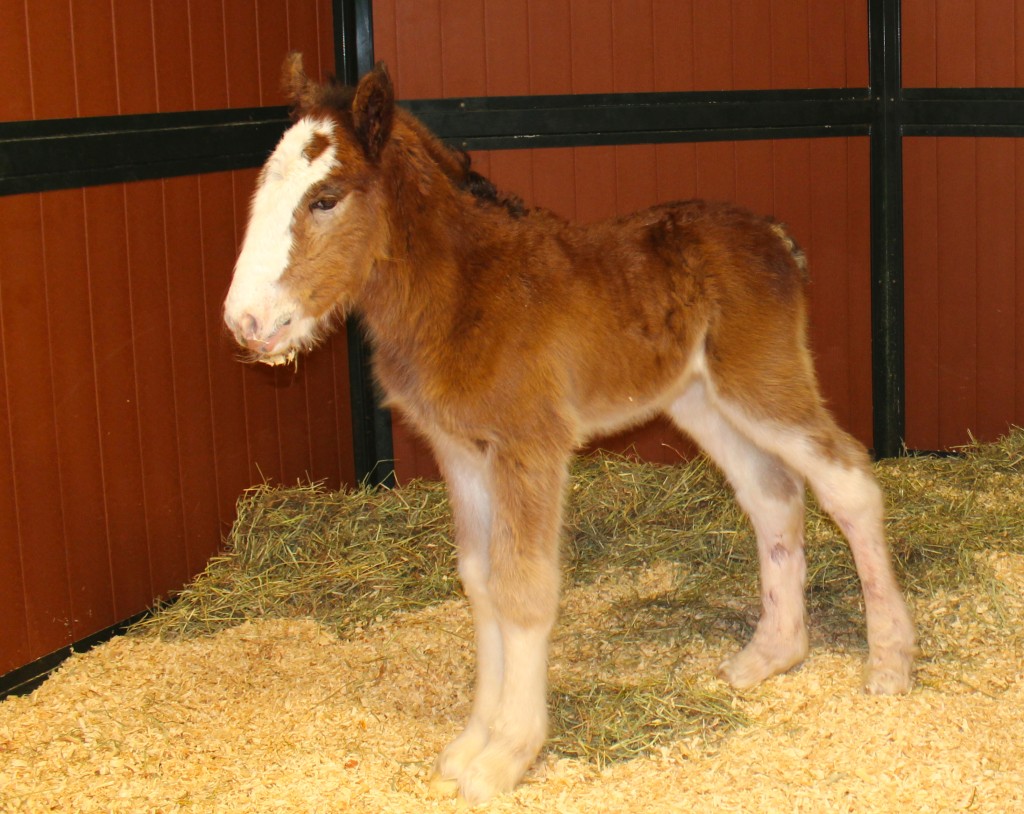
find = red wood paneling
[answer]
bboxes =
[904,137,1024,450]
[1,0,337,122]
[0,2,353,679]
[904,0,1022,87]
[373,0,869,99]
[902,2,1024,448]
[0,194,71,659]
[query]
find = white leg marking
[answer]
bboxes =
[670,382,810,689]
[455,621,551,805]
[430,441,503,793]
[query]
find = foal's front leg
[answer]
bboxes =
[432,444,567,804]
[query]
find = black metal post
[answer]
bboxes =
[868,0,906,458]
[334,0,395,487]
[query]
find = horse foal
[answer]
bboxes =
[223,55,915,804]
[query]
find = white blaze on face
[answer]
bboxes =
[224,116,338,360]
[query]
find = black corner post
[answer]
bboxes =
[868,0,906,458]
[334,0,395,487]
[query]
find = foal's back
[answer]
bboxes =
[468,198,811,441]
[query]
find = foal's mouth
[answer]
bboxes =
[250,347,299,367]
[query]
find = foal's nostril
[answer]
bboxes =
[239,313,260,340]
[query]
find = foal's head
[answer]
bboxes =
[223,54,399,366]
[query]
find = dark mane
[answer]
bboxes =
[456,157,528,219]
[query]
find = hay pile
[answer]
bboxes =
[2,432,1023,812]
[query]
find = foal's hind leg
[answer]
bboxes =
[669,382,811,688]
[715,400,915,694]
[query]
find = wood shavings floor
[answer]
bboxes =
[2,553,1022,813]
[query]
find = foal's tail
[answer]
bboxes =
[769,222,808,281]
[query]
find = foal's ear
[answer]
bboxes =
[282,52,318,116]
[352,63,394,162]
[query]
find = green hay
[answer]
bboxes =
[550,678,744,768]
[134,428,1024,767]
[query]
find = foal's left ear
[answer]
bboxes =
[282,52,318,116]
[352,63,394,162]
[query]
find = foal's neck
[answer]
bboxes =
[357,135,483,354]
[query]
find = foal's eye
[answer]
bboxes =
[311,197,338,212]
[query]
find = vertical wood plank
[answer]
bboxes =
[162,176,223,577]
[1017,142,1024,424]
[976,0,1015,85]
[154,8,193,112]
[611,0,654,92]
[695,142,738,202]
[937,138,978,447]
[202,171,256,526]
[809,0,848,87]
[255,0,290,106]
[531,148,577,221]
[84,184,152,618]
[936,0,976,86]
[70,0,119,117]
[808,139,852,431]
[570,0,613,94]
[901,0,937,88]
[0,194,73,656]
[845,0,869,87]
[189,0,230,110]
[653,142,698,203]
[372,0,399,73]
[484,0,530,96]
[112,0,158,115]
[732,0,772,91]
[574,146,618,223]
[614,144,658,215]
[527,0,572,94]
[692,2,733,89]
[903,138,941,449]
[845,138,874,445]
[652,0,694,92]
[770,0,810,88]
[733,140,775,218]
[0,0,33,120]
[41,189,116,640]
[123,180,189,599]
[24,1,76,119]
[440,0,486,97]
[223,0,261,107]
[393,0,442,99]
[974,139,1017,440]
[0,284,30,673]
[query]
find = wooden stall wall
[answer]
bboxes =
[0,2,355,681]
[371,0,874,481]
[902,0,1024,450]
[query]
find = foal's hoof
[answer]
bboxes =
[718,635,809,690]
[427,774,460,800]
[863,651,914,695]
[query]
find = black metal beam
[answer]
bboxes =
[407,89,874,149]
[868,0,906,458]
[902,88,1024,136]
[0,107,288,196]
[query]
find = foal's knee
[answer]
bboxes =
[488,549,561,629]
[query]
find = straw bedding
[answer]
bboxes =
[2,432,1023,812]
